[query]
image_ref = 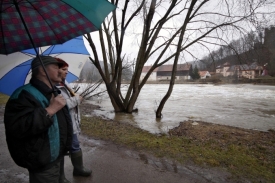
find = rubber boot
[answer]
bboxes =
[59,157,71,183]
[71,150,92,177]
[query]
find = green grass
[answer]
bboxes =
[0,93,9,105]
[81,116,275,182]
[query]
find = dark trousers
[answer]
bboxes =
[29,161,61,183]
[71,133,81,153]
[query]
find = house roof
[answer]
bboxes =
[227,62,263,72]
[216,62,231,69]
[228,65,238,72]
[223,62,231,66]
[239,64,250,71]
[142,64,191,72]
[249,62,263,70]
[156,64,191,72]
[199,71,210,77]
[142,65,158,72]
[157,65,173,72]
[177,64,191,70]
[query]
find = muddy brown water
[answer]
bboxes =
[81,83,275,134]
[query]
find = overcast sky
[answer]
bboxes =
[84,0,275,66]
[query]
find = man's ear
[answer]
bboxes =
[38,66,47,76]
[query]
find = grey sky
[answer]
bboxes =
[84,0,275,65]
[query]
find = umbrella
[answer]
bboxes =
[0,0,116,54]
[0,36,89,96]
[0,0,115,95]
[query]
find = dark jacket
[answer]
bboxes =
[4,78,73,171]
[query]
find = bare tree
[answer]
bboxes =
[84,0,274,117]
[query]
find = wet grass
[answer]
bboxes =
[0,93,9,105]
[81,115,275,183]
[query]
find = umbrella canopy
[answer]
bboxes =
[0,0,116,54]
[0,36,89,96]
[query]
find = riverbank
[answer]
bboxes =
[79,102,275,182]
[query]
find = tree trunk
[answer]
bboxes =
[156,0,197,118]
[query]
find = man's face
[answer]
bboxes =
[60,66,69,81]
[44,64,62,84]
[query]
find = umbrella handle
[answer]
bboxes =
[53,89,61,97]
[14,1,57,95]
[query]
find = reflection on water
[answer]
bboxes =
[83,84,275,134]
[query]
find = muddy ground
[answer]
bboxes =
[168,120,275,148]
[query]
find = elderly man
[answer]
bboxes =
[4,56,73,183]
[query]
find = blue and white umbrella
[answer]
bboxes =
[0,36,89,96]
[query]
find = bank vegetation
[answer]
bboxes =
[81,112,275,183]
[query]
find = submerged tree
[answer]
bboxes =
[84,0,275,117]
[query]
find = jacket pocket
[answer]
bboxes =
[27,137,51,168]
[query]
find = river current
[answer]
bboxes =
[81,84,275,134]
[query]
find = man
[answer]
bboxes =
[4,56,73,183]
[56,58,92,180]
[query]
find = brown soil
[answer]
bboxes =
[168,120,275,157]
[80,101,101,115]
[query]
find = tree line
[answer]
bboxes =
[198,26,275,75]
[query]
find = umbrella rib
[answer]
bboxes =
[47,45,55,55]
[21,51,35,58]
[14,0,58,95]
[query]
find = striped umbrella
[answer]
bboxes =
[0,36,89,96]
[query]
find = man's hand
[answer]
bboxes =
[45,94,66,116]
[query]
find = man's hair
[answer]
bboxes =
[32,67,40,78]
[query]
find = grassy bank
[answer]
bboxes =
[0,93,9,105]
[81,115,275,183]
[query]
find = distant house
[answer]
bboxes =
[140,66,158,81]
[236,62,263,79]
[157,64,191,80]
[140,63,191,81]
[216,62,231,77]
[217,62,263,79]
[199,71,211,79]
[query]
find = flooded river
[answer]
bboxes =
[82,84,275,134]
